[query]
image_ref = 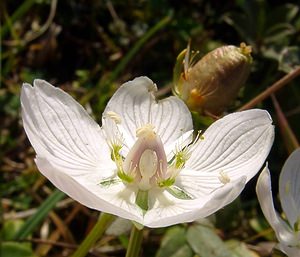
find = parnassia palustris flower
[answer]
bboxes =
[257,149,300,257]
[21,77,274,227]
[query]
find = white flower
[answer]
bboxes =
[256,149,300,257]
[21,77,274,228]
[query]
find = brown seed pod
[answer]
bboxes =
[174,43,252,115]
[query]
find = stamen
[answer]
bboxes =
[102,111,124,162]
[106,111,122,124]
[218,171,230,184]
[183,42,200,76]
[188,130,204,153]
[117,169,134,183]
[111,144,122,162]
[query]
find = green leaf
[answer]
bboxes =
[170,244,193,257]
[1,221,36,257]
[278,46,300,73]
[0,242,37,257]
[264,23,295,44]
[155,226,188,257]
[186,224,233,257]
[1,220,24,240]
[14,189,65,240]
[225,240,259,257]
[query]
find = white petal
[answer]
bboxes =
[256,167,295,245]
[21,80,115,177]
[36,157,144,223]
[279,148,300,227]
[143,177,246,227]
[165,130,194,161]
[103,77,193,150]
[278,243,300,257]
[175,169,231,198]
[183,109,274,195]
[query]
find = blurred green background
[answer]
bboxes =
[1,0,300,256]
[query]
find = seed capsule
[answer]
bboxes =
[173,43,252,115]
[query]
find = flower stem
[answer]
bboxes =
[71,212,114,257]
[125,224,144,257]
[238,66,300,111]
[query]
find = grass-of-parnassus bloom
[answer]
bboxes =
[21,77,274,228]
[256,149,300,257]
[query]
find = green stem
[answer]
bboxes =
[71,212,114,257]
[1,0,36,39]
[125,225,144,257]
[238,66,300,111]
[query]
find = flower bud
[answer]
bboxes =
[173,43,252,115]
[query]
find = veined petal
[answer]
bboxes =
[256,167,295,245]
[36,157,144,223]
[103,77,193,150]
[183,109,274,194]
[165,130,194,161]
[143,176,246,227]
[21,80,115,177]
[279,148,300,227]
[278,243,300,257]
[175,169,232,198]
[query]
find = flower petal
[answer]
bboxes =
[279,148,300,227]
[35,157,144,223]
[143,177,246,227]
[165,130,194,161]
[256,167,295,245]
[182,109,274,195]
[103,77,193,150]
[21,80,115,177]
[278,243,300,257]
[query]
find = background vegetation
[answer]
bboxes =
[1,0,300,256]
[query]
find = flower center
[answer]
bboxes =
[101,113,195,213]
[121,124,167,190]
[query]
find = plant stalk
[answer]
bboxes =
[71,212,114,257]
[125,224,144,257]
[238,67,300,111]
